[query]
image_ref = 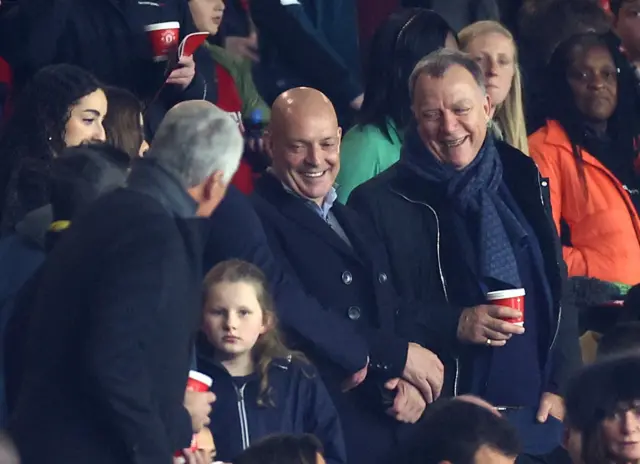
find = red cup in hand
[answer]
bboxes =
[187,370,213,393]
[175,371,214,462]
[486,288,525,326]
[145,21,180,62]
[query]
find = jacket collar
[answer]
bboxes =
[198,336,294,380]
[127,158,198,218]
[266,170,338,221]
[254,174,360,262]
[539,119,632,173]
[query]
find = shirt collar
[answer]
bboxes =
[269,170,338,220]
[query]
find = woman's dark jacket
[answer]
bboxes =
[197,347,347,464]
[348,141,581,397]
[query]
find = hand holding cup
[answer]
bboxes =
[457,304,525,347]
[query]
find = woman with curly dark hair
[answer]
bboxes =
[0,64,107,232]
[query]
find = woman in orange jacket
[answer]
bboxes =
[529,32,640,286]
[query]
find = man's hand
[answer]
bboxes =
[384,378,426,423]
[457,305,525,346]
[537,392,565,423]
[166,55,196,90]
[341,359,368,392]
[224,33,259,62]
[402,343,444,404]
[176,449,211,464]
[184,390,216,432]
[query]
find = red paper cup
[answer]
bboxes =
[187,370,213,392]
[486,288,525,326]
[144,21,180,62]
[175,371,214,461]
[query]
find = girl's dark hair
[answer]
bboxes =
[203,259,309,408]
[565,356,640,464]
[0,64,102,231]
[103,86,144,159]
[545,32,640,193]
[234,434,323,464]
[358,8,457,142]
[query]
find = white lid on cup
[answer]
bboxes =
[486,288,526,300]
[144,21,181,32]
[189,370,213,387]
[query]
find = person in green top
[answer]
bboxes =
[337,8,458,203]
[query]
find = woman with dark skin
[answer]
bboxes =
[529,33,640,285]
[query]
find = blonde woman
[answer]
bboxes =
[459,21,529,155]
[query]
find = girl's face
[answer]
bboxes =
[601,402,640,462]
[63,89,107,149]
[465,32,516,108]
[189,0,225,36]
[203,281,267,359]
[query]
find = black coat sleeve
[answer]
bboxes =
[547,267,582,395]
[249,0,362,106]
[84,219,192,464]
[301,366,348,464]
[205,187,369,376]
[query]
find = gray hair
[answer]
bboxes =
[408,49,487,100]
[146,101,243,188]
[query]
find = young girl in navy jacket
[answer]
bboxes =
[197,259,347,464]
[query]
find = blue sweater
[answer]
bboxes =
[475,184,553,406]
[197,345,347,464]
[444,182,554,407]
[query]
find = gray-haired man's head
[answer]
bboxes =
[409,48,487,100]
[409,48,492,172]
[147,101,244,216]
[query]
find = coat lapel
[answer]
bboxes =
[255,175,360,262]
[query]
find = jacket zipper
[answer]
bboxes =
[538,175,562,353]
[392,190,459,396]
[234,384,251,450]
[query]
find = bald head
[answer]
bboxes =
[266,87,342,206]
[271,87,338,134]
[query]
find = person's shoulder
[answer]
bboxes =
[349,162,401,200]
[250,176,287,214]
[74,189,178,241]
[528,120,571,151]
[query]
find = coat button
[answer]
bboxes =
[378,272,388,283]
[347,306,361,320]
[342,271,353,285]
[541,181,548,187]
